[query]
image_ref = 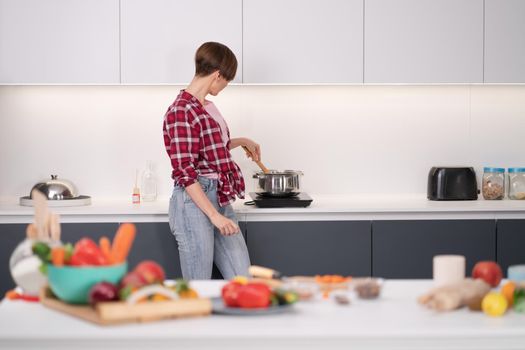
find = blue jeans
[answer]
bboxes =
[168,176,250,280]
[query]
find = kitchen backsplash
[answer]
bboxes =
[1,85,524,199]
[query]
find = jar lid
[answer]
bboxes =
[508,167,525,173]
[483,167,505,173]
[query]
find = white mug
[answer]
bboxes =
[433,255,466,286]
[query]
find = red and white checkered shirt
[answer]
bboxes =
[163,90,245,206]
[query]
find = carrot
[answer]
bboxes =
[51,247,65,266]
[111,223,136,263]
[315,275,351,284]
[99,236,113,264]
[5,290,18,300]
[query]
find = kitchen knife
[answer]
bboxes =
[249,265,282,279]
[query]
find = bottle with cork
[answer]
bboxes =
[132,169,140,204]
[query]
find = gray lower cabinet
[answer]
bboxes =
[373,220,496,278]
[246,221,372,276]
[497,220,525,277]
[0,224,27,296]
[3,218,522,295]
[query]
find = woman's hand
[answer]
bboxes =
[185,183,239,236]
[230,137,261,162]
[209,212,240,236]
[241,138,261,162]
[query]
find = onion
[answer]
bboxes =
[88,281,119,306]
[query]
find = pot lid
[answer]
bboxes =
[254,170,304,175]
[30,175,79,200]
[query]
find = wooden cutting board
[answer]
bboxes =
[40,288,212,325]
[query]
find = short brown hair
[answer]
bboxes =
[194,42,238,81]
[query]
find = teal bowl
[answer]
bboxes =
[48,262,127,304]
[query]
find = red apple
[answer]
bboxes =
[472,261,503,287]
[134,260,165,284]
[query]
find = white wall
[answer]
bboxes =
[1,85,524,199]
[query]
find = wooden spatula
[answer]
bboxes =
[242,146,270,174]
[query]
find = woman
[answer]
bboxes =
[163,42,260,280]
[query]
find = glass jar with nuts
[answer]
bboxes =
[508,168,525,200]
[482,167,505,200]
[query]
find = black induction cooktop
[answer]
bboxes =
[246,192,313,208]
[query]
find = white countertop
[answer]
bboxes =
[1,194,525,223]
[0,280,524,350]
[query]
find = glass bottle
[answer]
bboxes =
[141,161,157,202]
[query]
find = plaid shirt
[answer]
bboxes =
[163,90,245,206]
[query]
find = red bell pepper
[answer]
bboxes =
[221,281,242,307]
[70,238,108,266]
[237,283,271,308]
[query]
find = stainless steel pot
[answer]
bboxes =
[30,175,79,200]
[253,170,303,197]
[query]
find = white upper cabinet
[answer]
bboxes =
[1,0,522,85]
[243,0,363,83]
[484,0,525,83]
[364,0,483,83]
[0,0,119,84]
[120,0,242,84]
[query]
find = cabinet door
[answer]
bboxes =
[243,0,363,83]
[121,0,242,84]
[497,220,525,277]
[246,221,371,276]
[484,0,525,83]
[364,0,483,83]
[0,0,119,83]
[373,220,495,278]
[126,223,182,278]
[0,224,27,296]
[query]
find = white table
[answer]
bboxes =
[0,280,524,350]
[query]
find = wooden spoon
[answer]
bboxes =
[49,213,61,241]
[242,146,270,174]
[31,189,61,241]
[32,189,49,239]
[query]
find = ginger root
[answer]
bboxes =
[418,278,491,311]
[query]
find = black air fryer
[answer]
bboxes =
[427,167,478,200]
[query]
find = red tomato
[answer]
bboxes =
[237,283,271,309]
[472,261,503,287]
[221,281,242,307]
[70,238,108,266]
